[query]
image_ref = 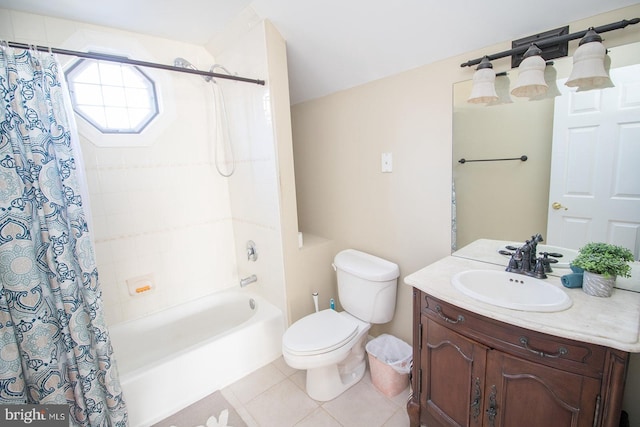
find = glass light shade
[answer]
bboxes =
[468,59,498,104]
[530,65,561,101]
[511,52,548,98]
[488,75,513,106]
[565,39,611,90]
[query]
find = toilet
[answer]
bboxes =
[282,249,400,401]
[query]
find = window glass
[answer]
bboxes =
[66,58,158,134]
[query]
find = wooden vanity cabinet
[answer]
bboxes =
[407,289,630,427]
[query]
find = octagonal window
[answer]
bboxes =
[65,59,158,134]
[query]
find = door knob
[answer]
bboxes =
[552,202,568,210]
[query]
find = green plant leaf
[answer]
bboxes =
[571,242,634,278]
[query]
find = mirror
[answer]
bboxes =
[452,42,640,260]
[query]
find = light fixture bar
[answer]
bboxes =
[460,18,639,68]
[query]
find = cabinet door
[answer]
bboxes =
[484,351,601,427]
[422,317,488,427]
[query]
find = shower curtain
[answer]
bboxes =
[0,47,127,426]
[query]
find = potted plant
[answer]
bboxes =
[571,242,634,297]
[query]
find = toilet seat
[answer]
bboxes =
[283,309,359,356]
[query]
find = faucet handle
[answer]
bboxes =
[505,248,523,273]
[530,258,548,279]
[246,240,258,262]
[539,252,558,273]
[543,252,563,259]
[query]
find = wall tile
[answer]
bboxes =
[43,16,78,44]
[0,9,15,40]
[10,11,47,45]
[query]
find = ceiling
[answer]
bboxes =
[1,0,638,104]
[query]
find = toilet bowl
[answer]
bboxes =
[282,249,399,401]
[283,309,370,401]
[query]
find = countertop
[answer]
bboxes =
[404,241,640,353]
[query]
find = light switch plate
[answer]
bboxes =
[381,152,392,172]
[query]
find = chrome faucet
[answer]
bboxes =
[246,240,258,262]
[240,274,257,287]
[505,234,549,279]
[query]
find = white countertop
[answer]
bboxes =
[404,242,640,353]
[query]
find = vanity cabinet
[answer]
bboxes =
[407,289,630,427]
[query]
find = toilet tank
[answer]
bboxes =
[333,249,400,323]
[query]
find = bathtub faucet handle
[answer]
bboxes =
[247,240,258,262]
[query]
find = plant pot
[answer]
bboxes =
[582,271,616,297]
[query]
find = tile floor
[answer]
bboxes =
[220,357,411,427]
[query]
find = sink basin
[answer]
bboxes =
[452,270,572,312]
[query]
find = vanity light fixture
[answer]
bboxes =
[467,56,499,104]
[510,44,548,98]
[461,18,639,104]
[565,29,612,90]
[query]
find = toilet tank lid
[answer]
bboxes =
[334,249,399,281]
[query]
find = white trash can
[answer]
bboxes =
[365,334,412,397]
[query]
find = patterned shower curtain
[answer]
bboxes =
[0,47,128,426]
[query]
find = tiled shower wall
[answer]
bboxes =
[81,76,238,324]
[0,8,287,325]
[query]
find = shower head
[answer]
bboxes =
[174,57,212,82]
[174,57,196,70]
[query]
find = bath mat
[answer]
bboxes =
[152,391,248,427]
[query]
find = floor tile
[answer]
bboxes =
[272,356,297,377]
[322,377,399,427]
[245,379,319,427]
[225,363,286,404]
[382,408,411,427]
[294,408,342,427]
[289,370,307,392]
[220,388,260,427]
[158,358,412,427]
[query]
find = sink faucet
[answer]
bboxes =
[506,234,548,279]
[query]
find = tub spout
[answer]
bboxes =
[240,275,257,287]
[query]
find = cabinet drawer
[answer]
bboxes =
[420,293,607,378]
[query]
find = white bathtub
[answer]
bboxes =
[108,289,284,427]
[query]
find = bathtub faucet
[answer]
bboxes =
[240,275,257,287]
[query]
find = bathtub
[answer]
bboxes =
[108,289,284,427]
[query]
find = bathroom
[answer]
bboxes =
[0,1,639,426]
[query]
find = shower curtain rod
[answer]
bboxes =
[4,40,266,86]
